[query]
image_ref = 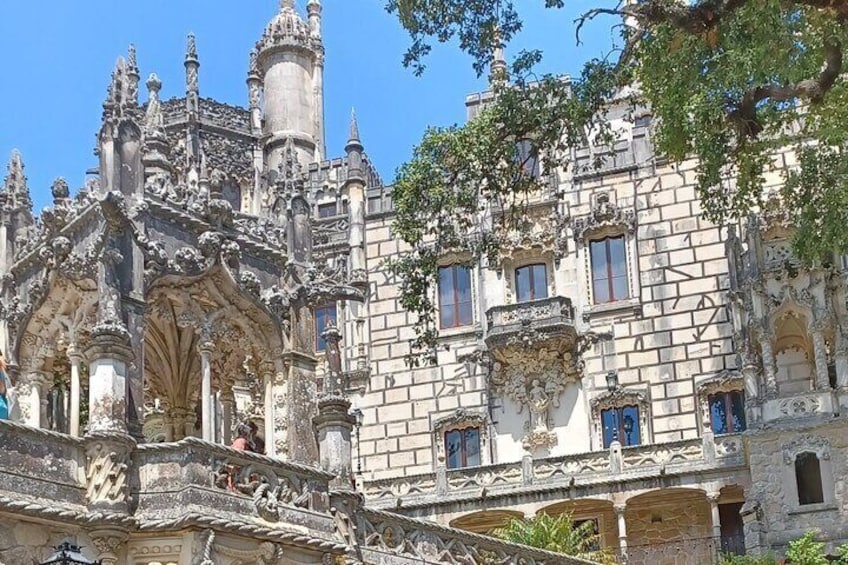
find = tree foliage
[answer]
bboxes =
[491,512,614,563]
[384,0,848,360]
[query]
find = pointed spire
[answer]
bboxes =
[347,108,361,146]
[185,33,200,116]
[145,73,164,129]
[3,150,32,209]
[126,44,140,105]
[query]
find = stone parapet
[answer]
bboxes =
[485,295,576,349]
[362,435,746,512]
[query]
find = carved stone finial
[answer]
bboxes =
[127,44,138,70]
[248,47,260,76]
[51,178,70,200]
[281,0,296,11]
[347,108,360,146]
[146,72,162,95]
[186,33,198,61]
[490,28,508,85]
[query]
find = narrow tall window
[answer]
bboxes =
[314,304,337,352]
[515,139,540,179]
[708,391,747,435]
[438,265,473,329]
[515,264,548,303]
[601,405,640,448]
[795,452,825,505]
[318,202,337,218]
[445,427,481,469]
[590,236,628,304]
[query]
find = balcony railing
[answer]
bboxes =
[363,435,746,509]
[485,296,577,349]
[613,535,746,565]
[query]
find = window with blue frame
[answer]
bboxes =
[314,304,337,352]
[708,391,746,435]
[601,405,640,448]
[445,427,481,469]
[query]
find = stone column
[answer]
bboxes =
[86,327,132,434]
[835,325,848,390]
[263,366,275,455]
[614,503,628,562]
[811,327,830,390]
[313,323,355,491]
[707,491,723,550]
[741,361,761,424]
[68,345,84,436]
[220,388,234,446]
[198,339,214,441]
[22,370,49,428]
[758,333,778,397]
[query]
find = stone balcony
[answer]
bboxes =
[485,296,577,351]
[362,435,747,513]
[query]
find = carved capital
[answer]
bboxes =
[90,529,127,565]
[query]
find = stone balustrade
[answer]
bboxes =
[762,389,839,423]
[363,435,746,510]
[485,296,576,349]
[0,420,87,507]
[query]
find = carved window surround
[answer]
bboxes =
[781,434,835,510]
[590,387,650,451]
[695,370,744,430]
[572,191,640,322]
[432,408,490,469]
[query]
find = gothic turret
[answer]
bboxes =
[255,0,325,170]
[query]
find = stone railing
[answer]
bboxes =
[0,420,87,507]
[615,535,746,565]
[358,508,594,565]
[133,437,337,531]
[363,435,746,510]
[485,296,576,348]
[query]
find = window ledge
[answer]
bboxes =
[788,502,838,516]
[437,325,483,342]
[582,297,642,322]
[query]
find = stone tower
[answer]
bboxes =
[255,0,325,172]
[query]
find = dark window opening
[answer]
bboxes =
[590,236,628,304]
[515,264,548,303]
[438,265,473,329]
[314,304,337,352]
[708,390,747,435]
[601,405,640,448]
[318,202,337,218]
[574,518,601,551]
[828,363,837,389]
[795,451,825,505]
[445,427,481,469]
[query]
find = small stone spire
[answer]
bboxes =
[3,150,31,209]
[345,109,364,181]
[280,0,296,10]
[347,108,361,148]
[126,44,140,105]
[184,33,200,116]
[144,73,164,129]
[307,0,322,37]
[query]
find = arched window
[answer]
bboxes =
[795,451,824,505]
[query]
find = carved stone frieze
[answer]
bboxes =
[572,193,636,241]
[212,459,313,520]
[494,203,569,266]
[782,434,831,464]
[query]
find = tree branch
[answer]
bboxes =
[730,39,842,138]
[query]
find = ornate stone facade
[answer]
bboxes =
[2,2,848,564]
[0,3,586,565]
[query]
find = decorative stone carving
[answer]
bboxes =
[85,436,134,511]
[90,530,127,565]
[493,203,568,265]
[778,395,822,417]
[212,460,311,518]
[782,434,831,464]
[572,192,636,241]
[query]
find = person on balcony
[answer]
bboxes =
[0,352,20,422]
[231,422,255,452]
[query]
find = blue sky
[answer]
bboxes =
[0,1,613,212]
